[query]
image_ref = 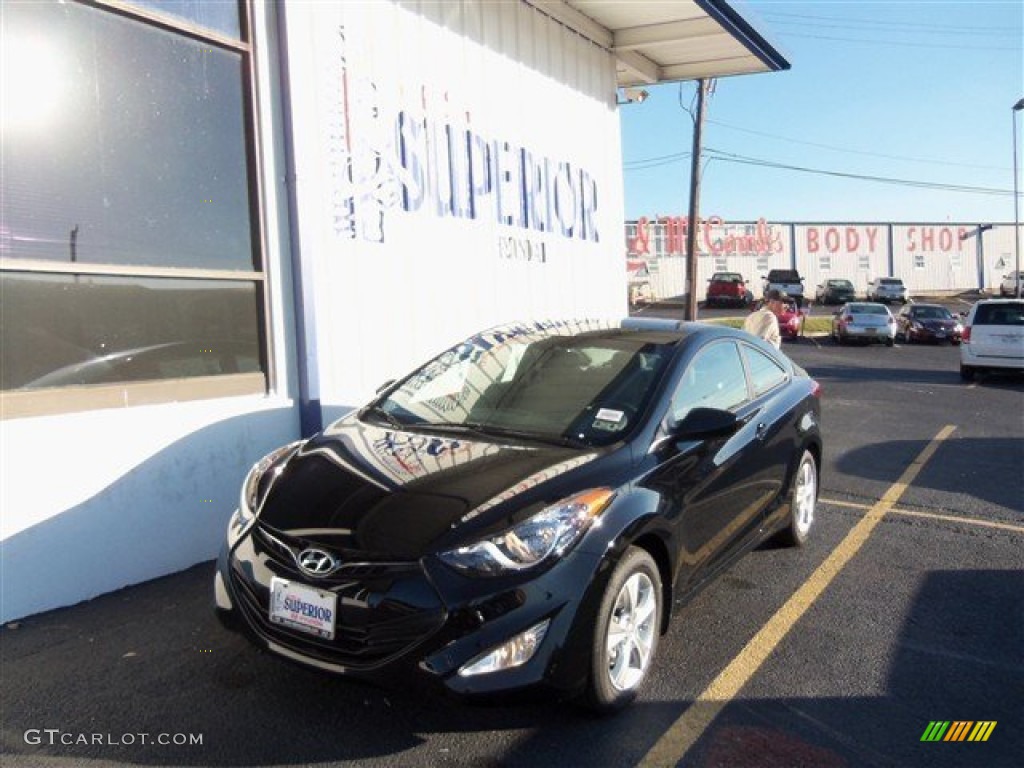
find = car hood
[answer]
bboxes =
[255,414,608,559]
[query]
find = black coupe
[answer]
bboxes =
[215,319,822,711]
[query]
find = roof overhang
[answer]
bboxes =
[526,0,790,86]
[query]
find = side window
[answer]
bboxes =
[672,342,749,421]
[742,345,788,396]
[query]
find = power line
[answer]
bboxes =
[779,31,1020,51]
[702,118,1009,172]
[625,146,1015,197]
[702,147,1016,197]
[762,10,1021,35]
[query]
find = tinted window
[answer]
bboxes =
[973,302,1024,325]
[743,346,788,396]
[1,1,254,271]
[374,328,674,447]
[1,273,263,390]
[125,0,241,38]
[672,342,749,421]
[1,1,264,410]
[911,306,952,319]
[768,270,800,281]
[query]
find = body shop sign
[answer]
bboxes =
[803,225,967,253]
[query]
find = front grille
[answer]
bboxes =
[230,525,447,670]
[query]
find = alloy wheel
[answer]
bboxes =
[793,456,816,537]
[605,571,657,691]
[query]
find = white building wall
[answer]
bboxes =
[891,224,975,293]
[283,0,625,418]
[979,225,1024,291]
[794,224,890,297]
[0,2,300,622]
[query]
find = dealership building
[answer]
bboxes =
[0,1,789,621]
[626,217,1023,300]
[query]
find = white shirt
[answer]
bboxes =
[743,307,782,349]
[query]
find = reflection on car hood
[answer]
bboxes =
[256,414,604,559]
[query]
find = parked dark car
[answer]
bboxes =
[705,272,752,307]
[215,320,822,712]
[815,278,857,305]
[896,304,963,345]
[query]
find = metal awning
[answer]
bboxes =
[528,0,790,86]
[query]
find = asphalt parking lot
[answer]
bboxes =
[2,321,1021,768]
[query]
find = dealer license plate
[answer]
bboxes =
[865,327,876,334]
[269,577,337,640]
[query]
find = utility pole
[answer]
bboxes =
[685,80,708,322]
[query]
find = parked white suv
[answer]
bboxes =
[867,277,908,304]
[959,299,1024,380]
[999,271,1023,297]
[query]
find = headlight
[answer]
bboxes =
[439,488,615,577]
[238,441,304,523]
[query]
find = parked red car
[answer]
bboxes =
[895,303,963,345]
[705,272,752,308]
[774,300,805,340]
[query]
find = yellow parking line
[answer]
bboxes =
[820,497,1024,534]
[639,425,956,768]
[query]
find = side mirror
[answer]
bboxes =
[375,379,396,394]
[672,407,740,440]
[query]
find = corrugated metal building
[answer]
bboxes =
[626,218,1023,299]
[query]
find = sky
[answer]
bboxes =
[619,0,1024,225]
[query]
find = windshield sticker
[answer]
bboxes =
[593,408,627,431]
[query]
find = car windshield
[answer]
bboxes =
[829,280,853,288]
[911,306,952,320]
[712,273,743,283]
[769,271,799,281]
[366,324,676,447]
[849,304,888,315]
[880,279,903,286]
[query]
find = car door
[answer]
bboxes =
[643,340,766,588]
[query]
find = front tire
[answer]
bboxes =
[960,364,975,381]
[776,450,818,547]
[582,547,662,713]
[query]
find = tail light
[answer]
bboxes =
[962,326,972,343]
[810,379,822,398]
[887,316,896,325]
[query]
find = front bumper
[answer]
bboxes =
[215,517,607,698]
[907,326,961,343]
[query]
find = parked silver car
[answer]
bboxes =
[831,302,896,346]
[867,277,908,304]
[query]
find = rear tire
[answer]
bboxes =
[885,338,894,347]
[776,450,817,547]
[959,364,975,381]
[582,547,662,713]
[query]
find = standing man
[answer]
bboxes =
[743,288,786,349]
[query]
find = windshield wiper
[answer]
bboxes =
[419,421,586,448]
[362,404,407,430]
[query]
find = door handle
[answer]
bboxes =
[755,422,769,440]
